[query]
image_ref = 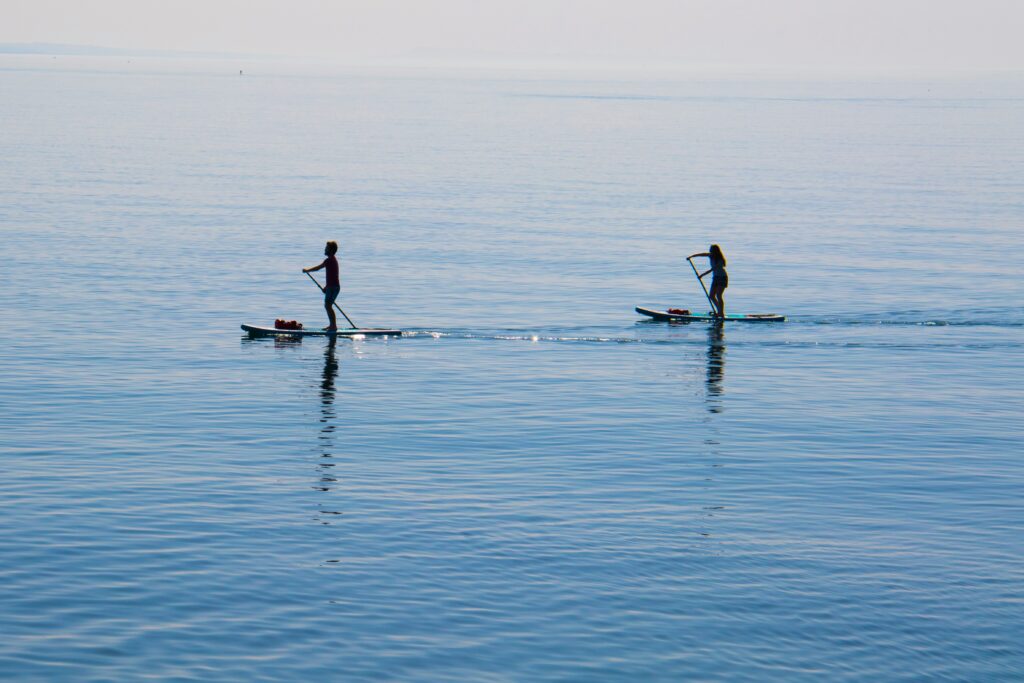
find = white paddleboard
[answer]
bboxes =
[635,307,785,323]
[241,324,402,337]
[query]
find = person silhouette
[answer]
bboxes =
[303,241,341,331]
[688,244,729,317]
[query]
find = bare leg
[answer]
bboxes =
[709,282,724,317]
[325,302,337,330]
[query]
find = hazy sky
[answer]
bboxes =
[5,0,1023,69]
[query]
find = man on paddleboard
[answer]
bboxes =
[303,241,341,331]
[689,244,728,317]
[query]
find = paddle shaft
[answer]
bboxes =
[688,257,719,316]
[305,271,358,329]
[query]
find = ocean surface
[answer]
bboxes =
[1,56,1023,681]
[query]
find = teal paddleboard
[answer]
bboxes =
[636,307,785,323]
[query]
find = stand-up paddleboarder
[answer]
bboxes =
[688,244,728,317]
[303,241,340,331]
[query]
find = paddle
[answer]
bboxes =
[305,271,358,329]
[687,256,720,316]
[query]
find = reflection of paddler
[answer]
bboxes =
[688,244,728,317]
[316,337,340,496]
[319,337,338,463]
[321,337,338,409]
[706,322,725,406]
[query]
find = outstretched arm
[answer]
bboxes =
[303,259,327,274]
[687,252,711,277]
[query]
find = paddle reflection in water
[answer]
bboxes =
[705,322,726,413]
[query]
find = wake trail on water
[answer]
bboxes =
[397,328,1024,351]
[398,308,1024,340]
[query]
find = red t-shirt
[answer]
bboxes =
[324,255,339,287]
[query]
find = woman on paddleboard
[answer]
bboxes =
[689,244,728,317]
[303,241,341,331]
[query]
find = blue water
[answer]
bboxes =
[2,57,1023,681]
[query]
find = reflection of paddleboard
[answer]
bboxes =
[635,307,785,323]
[241,324,402,337]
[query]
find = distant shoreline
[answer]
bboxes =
[0,42,262,60]
[2,44,1022,80]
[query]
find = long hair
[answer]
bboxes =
[709,244,726,266]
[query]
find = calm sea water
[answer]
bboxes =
[2,57,1023,681]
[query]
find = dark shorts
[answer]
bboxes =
[711,273,728,290]
[324,284,340,305]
